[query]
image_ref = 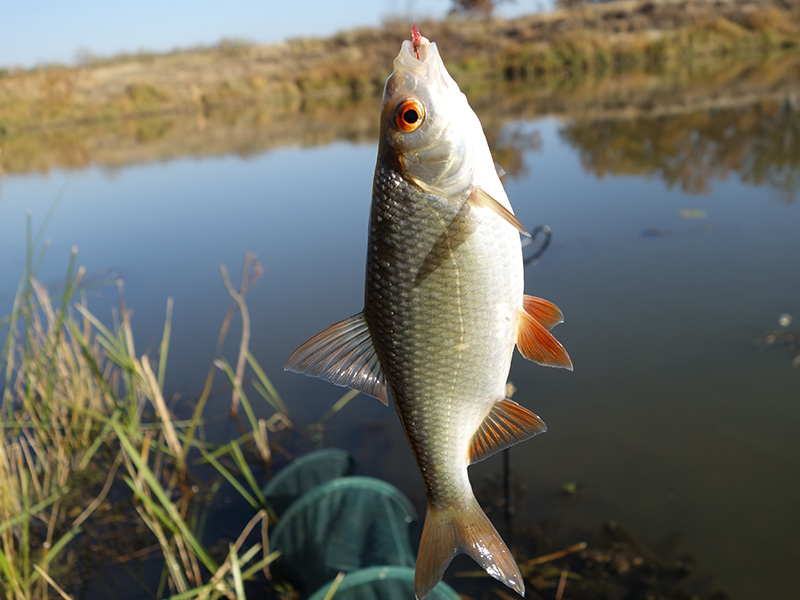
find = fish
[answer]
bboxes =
[285,26,572,599]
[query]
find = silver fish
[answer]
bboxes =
[286,26,572,599]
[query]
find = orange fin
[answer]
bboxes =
[469,398,546,464]
[469,186,530,237]
[517,307,573,370]
[523,294,564,331]
[284,313,389,405]
[415,498,524,600]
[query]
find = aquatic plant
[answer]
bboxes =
[0,220,284,599]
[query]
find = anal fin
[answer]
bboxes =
[517,301,573,370]
[469,398,547,464]
[284,313,389,405]
[523,294,564,330]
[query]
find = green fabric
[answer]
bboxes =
[308,566,461,600]
[262,448,355,515]
[272,477,418,595]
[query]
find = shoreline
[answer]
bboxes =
[2,51,799,177]
[1,0,799,135]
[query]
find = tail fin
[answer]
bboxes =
[415,497,524,600]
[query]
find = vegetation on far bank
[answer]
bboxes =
[1,0,799,134]
[2,51,799,202]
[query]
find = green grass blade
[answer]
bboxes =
[0,547,25,600]
[30,182,68,252]
[0,491,66,536]
[214,359,255,427]
[316,389,360,426]
[73,304,121,354]
[29,527,81,585]
[157,297,173,392]
[241,550,280,576]
[234,543,262,568]
[121,476,177,534]
[44,247,82,406]
[229,441,266,506]
[66,321,118,402]
[78,409,122,470]
[199,448,258,509]
[245,352,289,417]
[230,544,245,600]
[195,432,254,462]
[112,423,219,574]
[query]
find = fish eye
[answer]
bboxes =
[394,98,425,132]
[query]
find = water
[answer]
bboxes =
[2,81,800,598]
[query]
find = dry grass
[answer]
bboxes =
[0,223,301,598]
[1,0,798,134]
[2,50,800,180]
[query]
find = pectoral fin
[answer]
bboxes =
[469,186,530,237]
[469,398,547,464]
[517,301,573,370]
[284,313,389,405]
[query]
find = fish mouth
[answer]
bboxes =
[380,27,472,196]
[394,35,438,75]
[387,33,454,100]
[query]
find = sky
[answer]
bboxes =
[1,0,552,69]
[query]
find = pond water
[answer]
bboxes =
[2,75,800,598]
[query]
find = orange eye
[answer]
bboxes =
[393,98,425,132]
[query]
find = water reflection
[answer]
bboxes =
[561,101,800,200]
[3,54,800,182]
[0,101,379,174]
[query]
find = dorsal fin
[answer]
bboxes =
[284,313,389,405]
[468,398,547,464]
[469,186,530,237]
[517,301,573,370]
[523,294,564,331]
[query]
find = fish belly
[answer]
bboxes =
[365,165,523,505]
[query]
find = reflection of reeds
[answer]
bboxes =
[561,98,800,200]
[4,51,800,180]
[0,220,296,598]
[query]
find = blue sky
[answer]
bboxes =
[2,1,551,68]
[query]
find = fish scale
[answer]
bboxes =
[366,165,520,507]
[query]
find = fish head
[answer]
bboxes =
[379,31,500,199]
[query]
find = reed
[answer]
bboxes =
[0,218,291,599]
